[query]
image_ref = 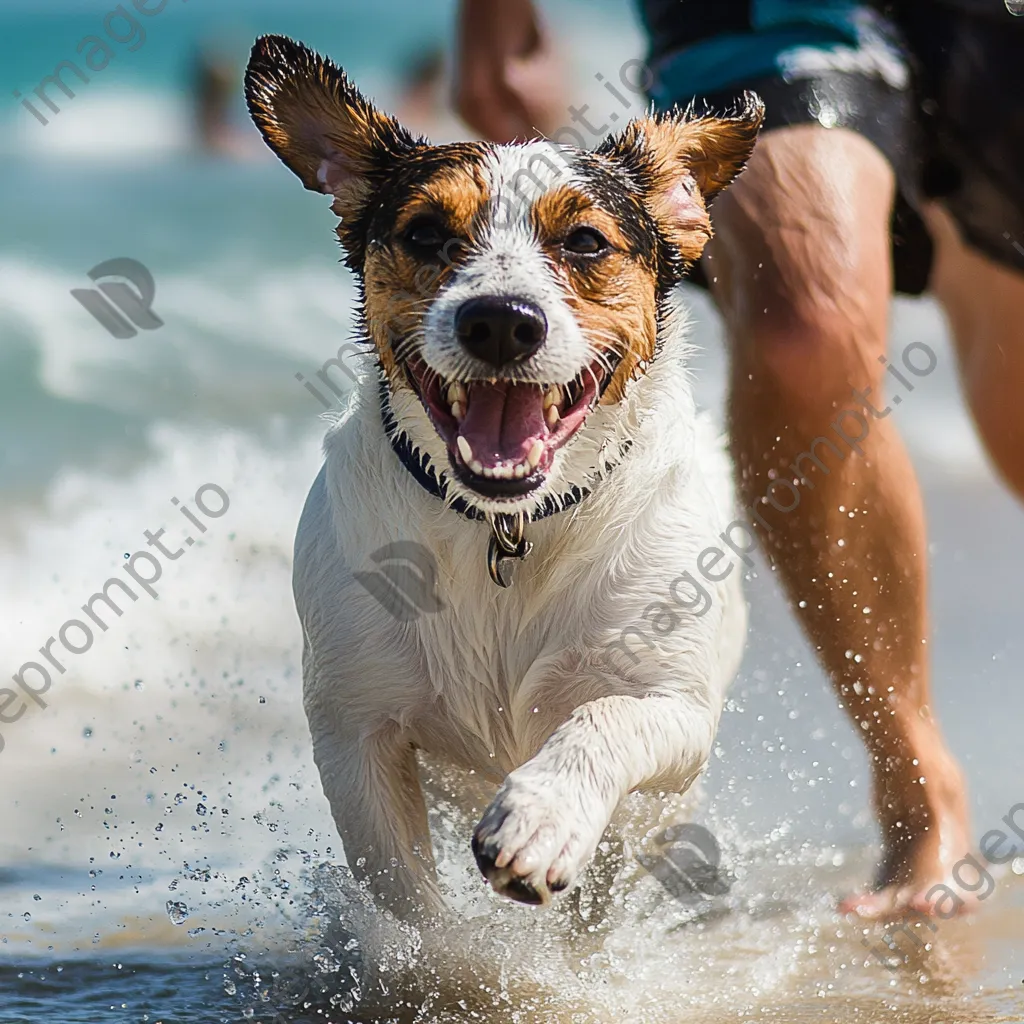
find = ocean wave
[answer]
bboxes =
[0,422,325,879]
[3,88,192,159]
[0,255,359,427]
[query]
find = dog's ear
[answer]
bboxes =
[597,93,764,263]
[245,35,419,221]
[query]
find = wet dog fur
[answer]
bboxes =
[245,35,761,916]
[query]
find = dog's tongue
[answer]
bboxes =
[458,381,545,466]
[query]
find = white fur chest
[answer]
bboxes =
[293,359,745,782]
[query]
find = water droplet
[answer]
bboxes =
[258,696,266,704]
[196,804,207,816]
[1007,0,1024,14]
[22,912,31,921]
[223,980,237,996]
[165,900,189,925]
[83,726,93,739]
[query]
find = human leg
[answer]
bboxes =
[924,204,1024,501]
[706,124,971,917]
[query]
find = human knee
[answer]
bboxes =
[960,346,1024,498]
[730,284,887,412]
[708,127,894,403]
[927,203,1024,496]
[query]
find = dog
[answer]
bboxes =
[244,35,761,918]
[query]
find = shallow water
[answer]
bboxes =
[3,841,1023,1022]
[2,0,1024,1020]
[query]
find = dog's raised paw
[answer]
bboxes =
[471,778,599,905]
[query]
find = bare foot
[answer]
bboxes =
[840,734,975,919]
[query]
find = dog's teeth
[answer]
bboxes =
[514,461,528,478]
[543,384,562,410]
[545,404,560,428]
[457,436,473,464]
[476,463,516,480]
[447,382,467,407]
[527,439,544,470]
[470,458,485,475]
[451,400,465,421]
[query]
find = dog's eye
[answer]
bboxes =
[404,217,449,251]
[563,227,609,255]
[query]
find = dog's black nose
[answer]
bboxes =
[455,296,547,368]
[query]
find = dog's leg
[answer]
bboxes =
[472,694,713,905]
[311,722,445,919]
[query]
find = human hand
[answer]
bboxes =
[453,0,566,143]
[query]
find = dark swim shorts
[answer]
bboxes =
[637,0,1024,294]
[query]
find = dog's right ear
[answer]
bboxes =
[244,35,419,222]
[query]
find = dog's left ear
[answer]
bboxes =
[244,35,419,222]
[597,93,765,263]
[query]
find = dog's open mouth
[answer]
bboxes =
[404,355,619,498]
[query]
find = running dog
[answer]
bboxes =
[245,35,761,917]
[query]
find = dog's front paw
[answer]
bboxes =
[471,777,603,906]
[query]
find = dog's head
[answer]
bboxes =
[246,36,762,516]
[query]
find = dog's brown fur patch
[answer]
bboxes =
[532,185,658,402]
[362,158,491,378]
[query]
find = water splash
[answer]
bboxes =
[165,900,189,926]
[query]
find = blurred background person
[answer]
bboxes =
[191,45,266,158]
